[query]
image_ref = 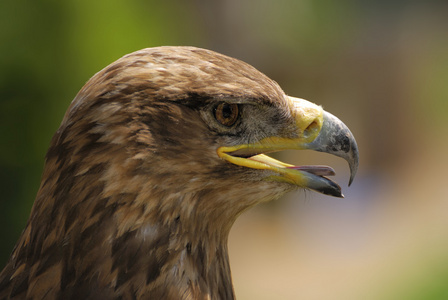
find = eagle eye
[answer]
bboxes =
[214,103,239,127]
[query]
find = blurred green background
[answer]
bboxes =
[1,0,448,299]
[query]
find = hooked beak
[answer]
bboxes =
[217,97,359,197]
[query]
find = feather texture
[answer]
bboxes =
[0,47,292,299]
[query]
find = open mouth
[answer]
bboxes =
[249,153,343,196]
[217,148,344,197]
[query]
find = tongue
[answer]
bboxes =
[287,165,335,177]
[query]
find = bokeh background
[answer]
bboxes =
[1,0,448,299]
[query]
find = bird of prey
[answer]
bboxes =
[0,46,358,299]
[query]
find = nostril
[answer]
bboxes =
[306,120,318,131]
[304,120,319,137]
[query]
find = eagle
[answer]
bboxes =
[0,46,358,299]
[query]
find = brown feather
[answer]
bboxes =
[0,47,296,299]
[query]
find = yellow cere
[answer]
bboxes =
[288,96,324,143]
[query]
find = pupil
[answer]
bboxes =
[222,104,232,119]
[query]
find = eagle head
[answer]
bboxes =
[0,46,358,299]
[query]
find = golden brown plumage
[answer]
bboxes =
[0,46,358,299]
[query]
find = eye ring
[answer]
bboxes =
[214,103,239,127]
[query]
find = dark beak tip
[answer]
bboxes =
[348,164,357,186]
[326,189,344,198]
[347,141,359,187]
[348,178,354,187]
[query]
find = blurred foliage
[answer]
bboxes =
[1,0,448,299]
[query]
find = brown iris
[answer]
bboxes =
[214,103,239,127]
